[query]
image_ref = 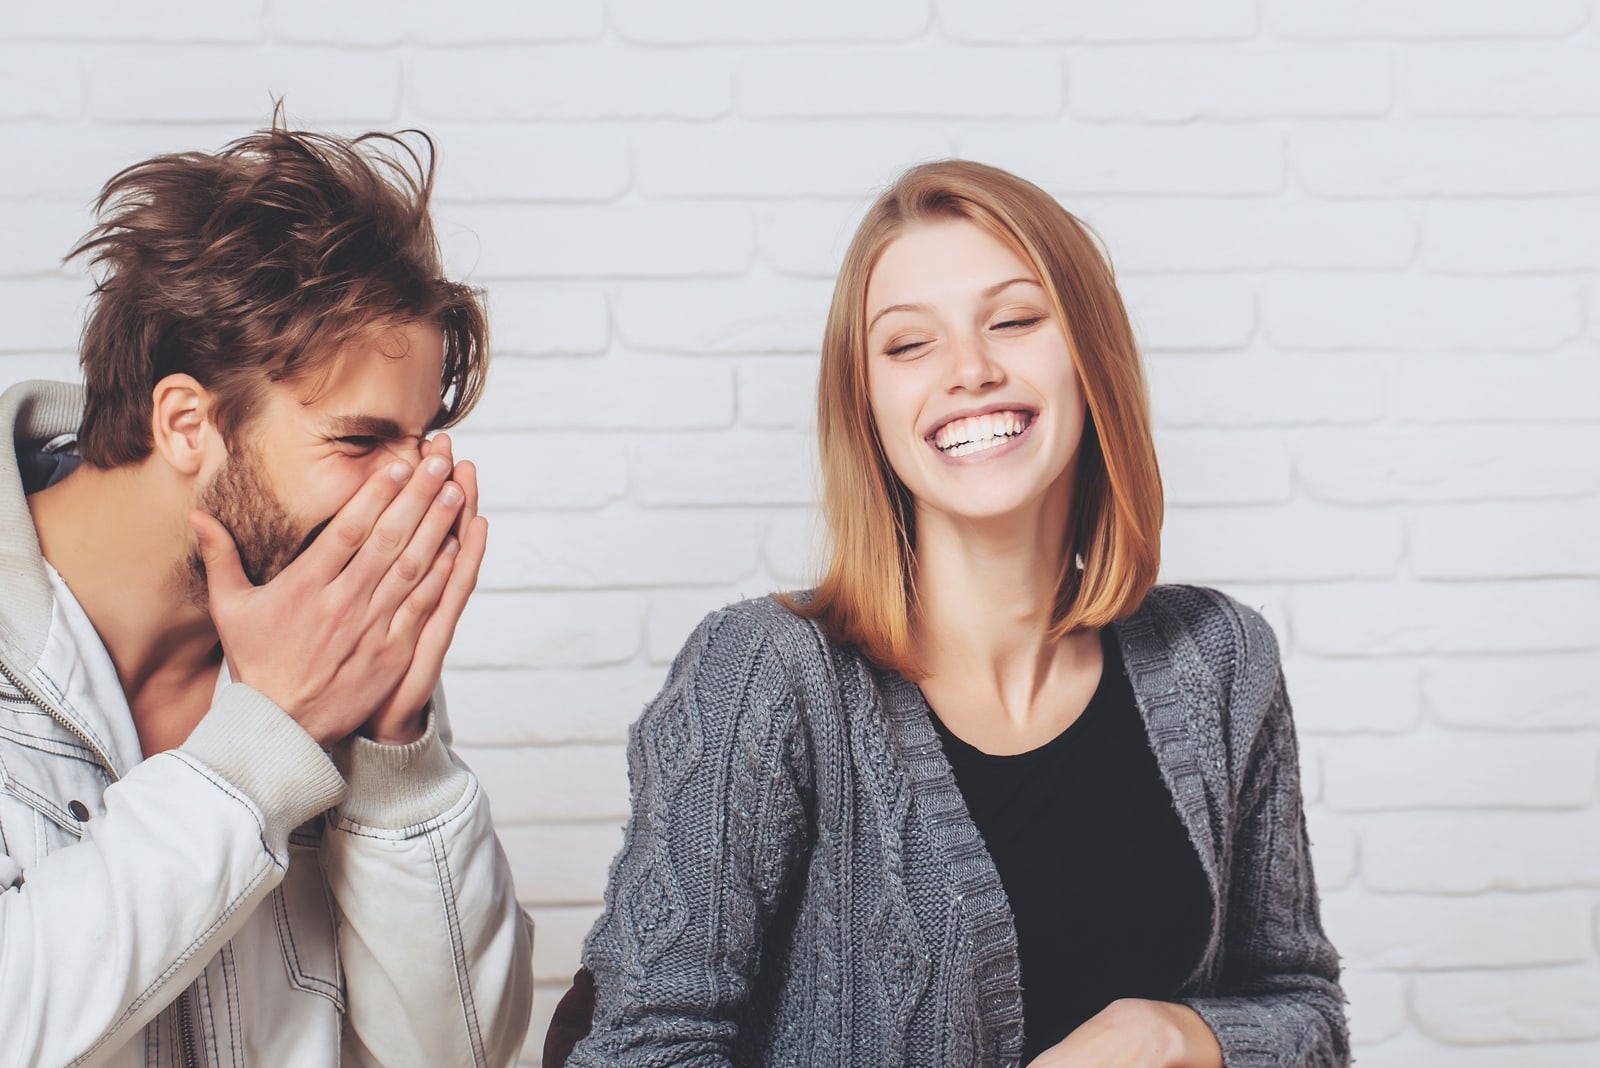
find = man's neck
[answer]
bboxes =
[28,460,223,753]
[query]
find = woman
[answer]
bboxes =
[564,161,1348,1067]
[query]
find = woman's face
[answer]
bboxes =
[864,218,1086,528]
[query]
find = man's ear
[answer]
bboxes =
[149,374,222,478]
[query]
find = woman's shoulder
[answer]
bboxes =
[1130,583,1283,680]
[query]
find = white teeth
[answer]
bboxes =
[933,410,1029,454]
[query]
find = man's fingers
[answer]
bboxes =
[337,453,455,591]
[366,476,467,614]
[290,458,414,585]
[389,534,459,639]
[451,459,478,537]
[187,511,251,602]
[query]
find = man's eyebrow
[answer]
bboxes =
[325,414,412,440]
[865,277,1044,333]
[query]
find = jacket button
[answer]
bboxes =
[68,800,90,821]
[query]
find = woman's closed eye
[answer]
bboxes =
[885,337,931,358]
[992,315,1044,332]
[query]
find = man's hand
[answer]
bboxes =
[1025,1000,1222,1068]
[361,433,488,745]
[189,447,470,748]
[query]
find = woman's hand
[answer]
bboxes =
[1025,999,1222,1068]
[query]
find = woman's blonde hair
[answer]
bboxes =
[782,160,1162,677]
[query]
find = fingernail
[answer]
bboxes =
[388,461,411,482]
[425,455,450,477]
[441,483,463,505]
[443,536,460,553]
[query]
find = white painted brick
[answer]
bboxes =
[477,284,610,357]
[1321,890,1593,969]
[0,279,88,354]
[940,0,1256,43]
[1410,501,1600,580]
[6,0,264,41]
[499,822,622,905]
[1119,275,1257,351]
[1341,968,1409,1045]
[1296,119,1600,197]
[268,0,605,45]
[447,204,754,280]
[1293,426,1600,504]
[757,200,875,279]
[442,666,664,746]
[739,48,1062,119]
[431,125,631,204]
[1078,199,1415,273]
[410,1,605,44]
[613,0,928,43]
[1420,200,1600,272]
[1268,0,1587,40]
[1352,1036,1600,1068]
[0,354,83,384]
[1389,354,1600,425]
[2,124,244,201]
[527,904,602,983]
[764,507,821,589]
[1147,354,1387,429]
[958,123,1286,196]
[447,591,641,669]
[482,508,764,590]
[87,48,401,123]
[0,202,92,278]
[1413,967,1600,1044]
[411,46,731,120]
[1412,41,1600,116]
[1155,430,1292,504]
[1284,656,1423,735]
[0,47,84,120]
[1363,812,1600,894]
[1070,46,1392,121]
[737,357,819,429]
[266,0,409,46]
[465,356,734,432]
[1302,807,1357,891]
[452,430,627,512]
[1425,653,1600,731]
[1164,505,1403,583]
[458,743,628,823]
[645,587,766,664]
[615,276,832,355]
[1294,581,1600,657]
[637,122,950,199]
[1318,730,1596,810]
[1265,275,1580,352]
[631,430,815,506]
[1298,736,1323,804]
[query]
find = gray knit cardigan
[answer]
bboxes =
[568,586,1348,1067]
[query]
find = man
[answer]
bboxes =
[0,120,533,1065]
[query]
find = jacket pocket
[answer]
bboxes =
[272,820,345,1011]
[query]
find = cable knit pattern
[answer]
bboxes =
[570,587,1348,1067]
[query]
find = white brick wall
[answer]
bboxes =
[4,4,1597,1064]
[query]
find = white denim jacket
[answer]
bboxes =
[0,381,534,1067]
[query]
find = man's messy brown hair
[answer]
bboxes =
[69,109,486,468]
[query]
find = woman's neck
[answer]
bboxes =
[909,493,1100,742]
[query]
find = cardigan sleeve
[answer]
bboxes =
[1181,601,1351,1067]
[567,604,814,1067]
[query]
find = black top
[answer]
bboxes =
[929,628,1213,1062]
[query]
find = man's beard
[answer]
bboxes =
[183,446,323,608]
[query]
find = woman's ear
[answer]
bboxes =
[148,374,221,478]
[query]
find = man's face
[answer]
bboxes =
[187,321,449,603]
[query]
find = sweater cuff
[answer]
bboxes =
[180,683,348,854]
[1180,997,1278,1067]
[331,707,470,830]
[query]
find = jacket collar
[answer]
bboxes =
[0,380,87,677]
